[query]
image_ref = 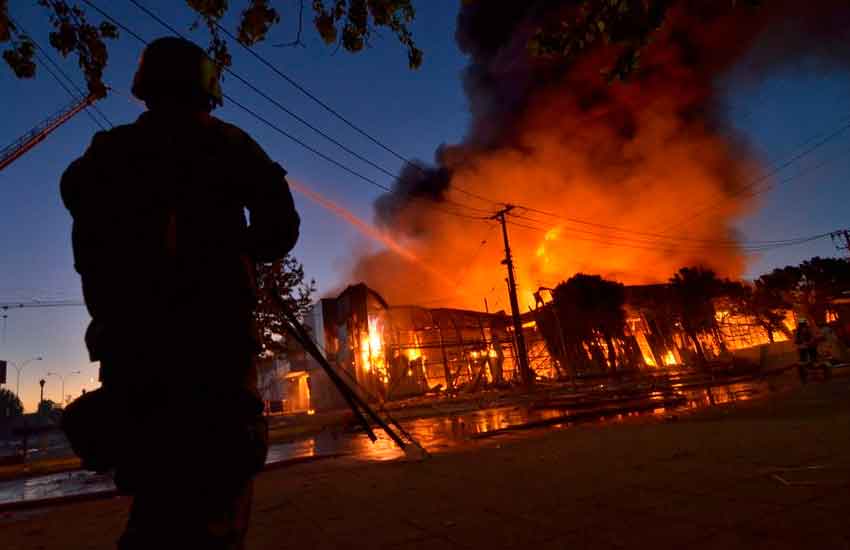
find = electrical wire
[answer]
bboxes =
[87,0,844,257]
[657,118,850,235]
[89,0,850,244]
[505,210,832,250]
[503,113,850,247]
[740,138,850,201]
[503,215,835,254]
[0,301,85,310]
[18,33,108,132]
[212,22,502,209]
[82,0,489,224]
[124,0,493,216]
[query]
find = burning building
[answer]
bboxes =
[263,279,798,413]
[532,282,796,377]
[298,284,525,411]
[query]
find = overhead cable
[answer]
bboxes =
[85,0,490,223]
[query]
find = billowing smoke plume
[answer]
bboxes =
[351,0,850,310]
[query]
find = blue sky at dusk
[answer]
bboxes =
[1,1,849,411]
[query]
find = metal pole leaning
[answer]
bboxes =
[278,304,410,450]
[263,265,425,456]
[278,308,379,442]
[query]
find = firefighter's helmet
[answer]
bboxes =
[132,37,223,110]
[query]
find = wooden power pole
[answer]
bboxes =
[831,230,850,256]
[493,205,534,386]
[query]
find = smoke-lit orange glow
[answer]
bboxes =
[288,179,455,288]
[351,85,756,310]
[350,2,850,311]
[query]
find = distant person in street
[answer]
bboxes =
[60,37,299,549]
[795,319,818,383]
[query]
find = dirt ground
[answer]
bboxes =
[3,374,850,549]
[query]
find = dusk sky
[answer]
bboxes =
[1,1,849,411]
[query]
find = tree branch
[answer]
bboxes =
[274,0,305,48]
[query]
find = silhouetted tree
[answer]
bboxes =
[2,0,421,97]
[530,0,764,81]
[797,257,850,323]
[0,388,23,419]
[758,257,850,324]
[669,267,728,365]
[37,398,58,416]
[738,281,793,344]
[254,255,316,355]
[553,274,627,372]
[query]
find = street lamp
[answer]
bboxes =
[47,370,80,407]
[11,356,43,400]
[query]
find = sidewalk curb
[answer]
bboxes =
[0,453,347,514]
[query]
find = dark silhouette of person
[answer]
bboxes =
[61,37,299,549]
[795,319,817,383]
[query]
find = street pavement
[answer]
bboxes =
[3,374,850,549]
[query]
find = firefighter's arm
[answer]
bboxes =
[241,138,300,262]
[60,132,112,319]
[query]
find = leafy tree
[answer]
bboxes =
[0,388,24,419]
[737,281,792,344]
[529,0,762,81]
[552,273,628,372]
[758,257,850,324]
[254,255,316,355]
[2,0,421,98]
[669,266,729,365]
[797,257,850,323]
[37,398,58,415]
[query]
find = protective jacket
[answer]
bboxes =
[61,110,299,387]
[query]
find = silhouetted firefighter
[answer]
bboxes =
[60,37,299,549]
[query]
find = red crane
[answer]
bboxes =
[0,94,96,173]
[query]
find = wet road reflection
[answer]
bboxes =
[0,373,789,507]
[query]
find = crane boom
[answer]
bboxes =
[0,94,96,173]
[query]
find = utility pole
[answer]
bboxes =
[831,230,850,256]
[492,205,533,386]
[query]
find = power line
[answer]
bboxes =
[503,215,835,254]
[505,210,832,250]
[0,301,85,310]
[504,113,850,247]
[116,0,493,221]
[504,108,850,242]
[657,117,850,235]
[506,209,815,248]
[90,0,850,244]
[509,216,833,251]
[24,40,107,133]
[87,0,845,256]
[740,139,850,201]
[127,0,404,183]
[124,0,492,215]
[211,22,502,209]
